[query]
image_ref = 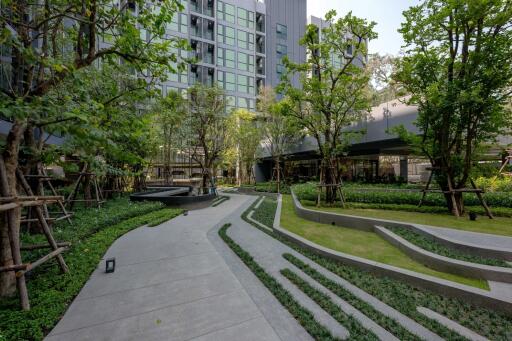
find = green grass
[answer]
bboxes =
[304,203,512,237]
[244,197,512,340]
[0,199,182,341]
[280,195,489,290]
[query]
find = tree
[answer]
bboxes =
[394,0,512,215]
[278,10,377,202]
[186,84,229,192]
[367,53,402,106]
[0,0,183,300]
[153,91,188,185]
[228,108,262,185]
[257,86,298,193]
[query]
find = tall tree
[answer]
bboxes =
[257,86,298,193]
[228,108,262,185]
[153,91,188,185]
[0,0,183,298]
[279,10,377,202]
[187,84,229,192]
[367,53,402,106]
[394,0,512,215]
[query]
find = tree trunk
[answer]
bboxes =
[320,159,336,204]
[0,120,25,298]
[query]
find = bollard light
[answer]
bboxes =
[183,210,188,216]
[105,257,116,273]
[469,212,477,221]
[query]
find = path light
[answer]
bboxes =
[469,212,477,221]
[105,258,116,273]
[183,210,188,216]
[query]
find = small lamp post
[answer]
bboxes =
[105,258,116,273]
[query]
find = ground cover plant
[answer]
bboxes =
[0,198,182,340]
[283,254,422,340]
[211,196,230,207]
[243,197,512,339]
[218,224,338,340]
[281,268,378,340]
[280,195,488,289]
[386,226,511,268]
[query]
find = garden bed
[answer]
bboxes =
[242,197,512,340]
[0,197,182,340]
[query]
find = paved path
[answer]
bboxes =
[46,194,305,341]
[419,225,512,251]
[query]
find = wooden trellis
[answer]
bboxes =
[21,165,72,230]
[0,158,69,310]
[65,163,105,210]
[418,167,493,218]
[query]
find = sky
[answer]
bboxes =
[307,0,420,56]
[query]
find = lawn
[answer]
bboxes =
[280,195,489,290]
[303,203,512,237]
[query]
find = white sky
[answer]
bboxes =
[307,0,421,56]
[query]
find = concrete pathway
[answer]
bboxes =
[419,224,512,250]
[46,194,303,341]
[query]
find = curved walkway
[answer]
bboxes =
[46,194,301,341]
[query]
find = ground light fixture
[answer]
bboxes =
[469,212,477,221]
[105,258,116,273]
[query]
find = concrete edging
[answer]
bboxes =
[274,194,512,315]
[375,225,512,283]
[290,190,512,261]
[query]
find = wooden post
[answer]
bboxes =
[0,158,30,310]
[470,178,494,219]
[41,167,72,224]
[446,176,460,217]
[418,170,433,207]
[16,169,69,274]
[66,163,88,210]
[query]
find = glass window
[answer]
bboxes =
[218,24,235,45]
[238,97,254,109]
[276,23,287,39]
[237,75,254,94]
[217,48,236,69]
[226,95,236,113]
[237,8,254,28]
[276,43,287,58]
[217,1,235,23]
[180,13,188,33]
[168,14,179,31]
[237,52,254,72]
[237,30,254,50]
[217,71,236,91]
[276,63,285,75]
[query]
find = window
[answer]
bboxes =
[238,97,255,110]
[167,13,188,33]
[237,52,254,72]
[276,43,287,58]
[217,70,236,91]
[237,74,254,94]
[237,8,254,29]
[276,63,285,75]
[226,95,236,113]
[217,47,236,68]
[218,24,235,45]
[237,30,254,50]
[217,1,235,23]
[276,23,287,39]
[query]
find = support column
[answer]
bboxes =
[399,156,408,182]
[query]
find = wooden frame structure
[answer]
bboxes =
[418,167,493,218]
[65,163,105,210]
[316,160,346,208]
[21,164,72,229]
[0,159,69,310]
